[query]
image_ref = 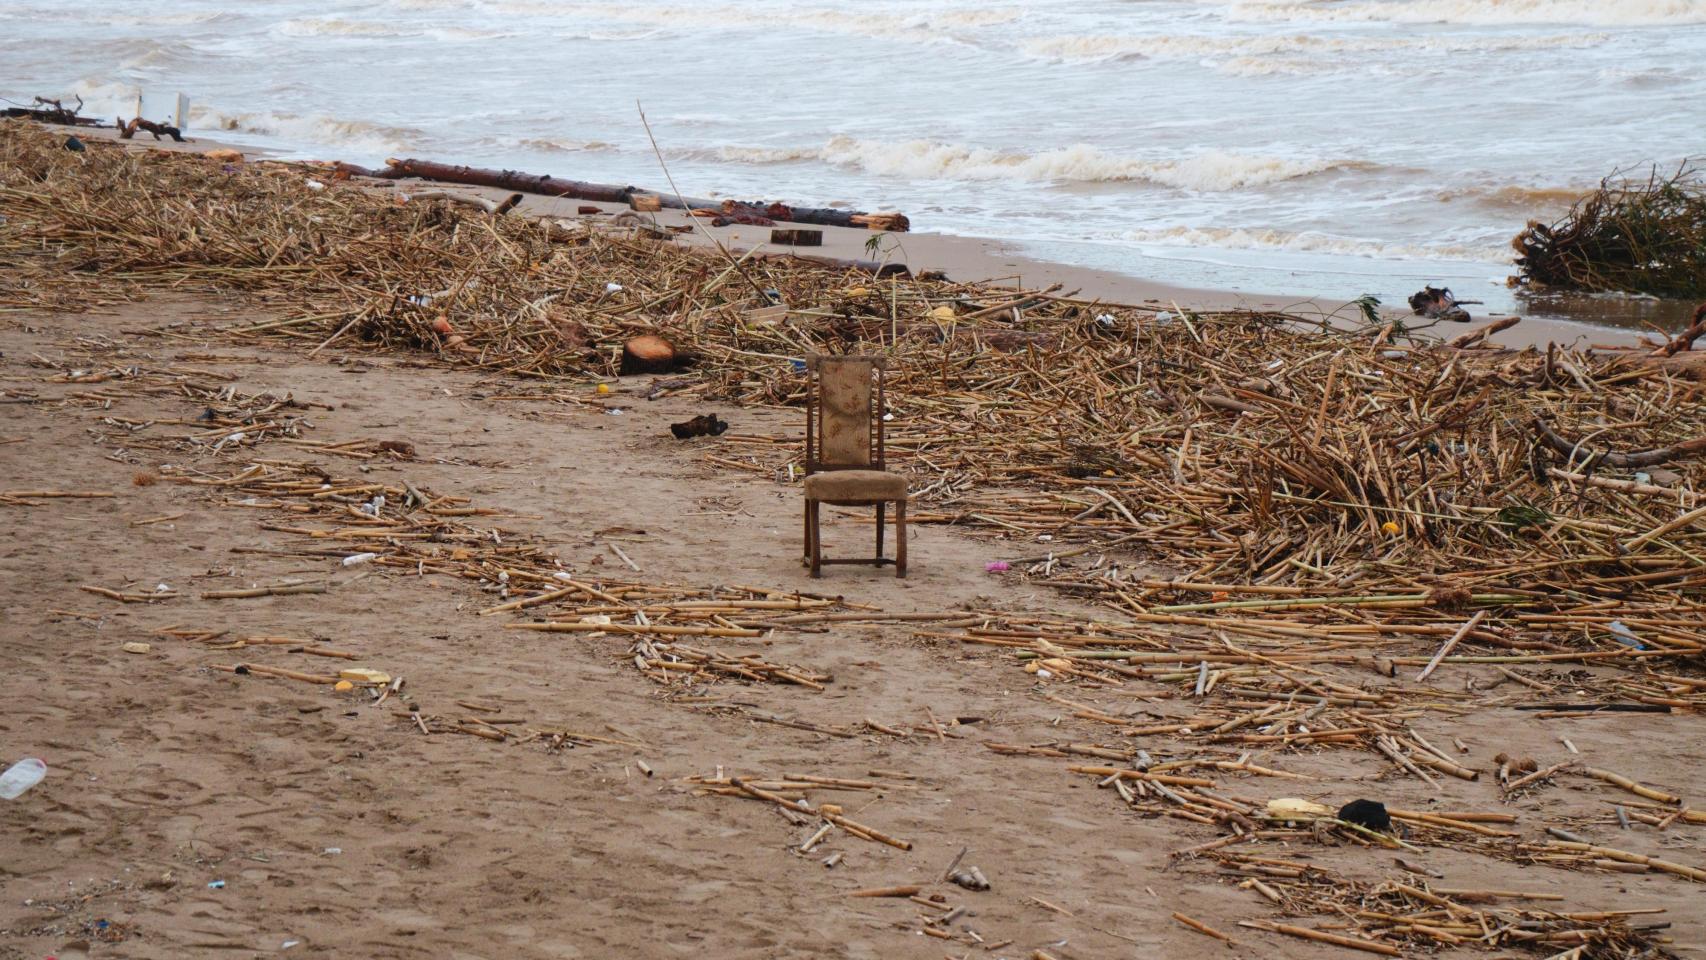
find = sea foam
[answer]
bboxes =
[715,137,1367,190]
[1227,0,1706,27]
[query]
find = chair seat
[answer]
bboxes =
[804,469,907,502]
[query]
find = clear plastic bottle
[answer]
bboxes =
[0,758,46,799]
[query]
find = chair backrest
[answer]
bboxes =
[805,355,885,473]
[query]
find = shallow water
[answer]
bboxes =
[5,0,1704,328]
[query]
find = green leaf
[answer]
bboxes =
[1497,503,1550,530]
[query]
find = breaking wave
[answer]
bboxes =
[1123,226,1511,262]
[1436,184,1589,208]
[1019,30,1610,64]
[712,138,1371,190]
[193,108,423,155]
[279,17,423,37]
[1226,0,1706,27]
[484,135,620,154]
[486,2,1018,42]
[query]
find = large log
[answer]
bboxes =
[378,157,908,232]
[620,335,680,375]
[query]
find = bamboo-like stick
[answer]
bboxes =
[1415,610,1488,681]
[505,621,761,638]
[1624,504,1706,551]
[1582,767,1680,804]
[202,581,328,599]
[1172,912,1237,943]
[1239,920,1400,956]
[1544,840,1706,882]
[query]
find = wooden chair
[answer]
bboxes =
[802,354,907,578]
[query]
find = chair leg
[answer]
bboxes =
[802,499,812,567]
[875,501,886,561]
[808,499,822,578]
[895,498,907,578]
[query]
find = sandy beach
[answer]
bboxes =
[3,120,1705,960]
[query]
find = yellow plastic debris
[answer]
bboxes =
[122,642,151,654]
[339,667,392,685]
[333,680,354,692]
[1381,520,1401,535]
[1266,798,1333,822]
[928,305,956,321]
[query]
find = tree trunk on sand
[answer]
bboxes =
[377,157,908,232]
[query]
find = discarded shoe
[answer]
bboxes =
[670,413,728,440]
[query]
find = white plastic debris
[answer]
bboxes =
[342,553,378,567]
[605,282,623,293]
[0,759,46,799]
[305,179,325,192]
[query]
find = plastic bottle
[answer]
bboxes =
[0,758,46,799]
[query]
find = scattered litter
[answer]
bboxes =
[1336,798,1393,833]
[669,412,729,440]
[948,866,990,890]
[1408,285,1476,322]
[0,758,47,799]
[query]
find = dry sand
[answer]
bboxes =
[2,294,1703,960]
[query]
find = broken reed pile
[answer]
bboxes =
[1513,160,1706,299]
[4,120,1706,647]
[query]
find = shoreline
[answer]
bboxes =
[51,121,1684,350]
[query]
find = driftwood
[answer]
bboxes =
[1655,303,1706,357]
[1513,160,1706,299]
[1408,286,1476,322]
[770,228,823,247]
[374,157,909,232]
[3,97,101,127]
[117,117,185,142]
[408,190,524,216]
[1536,418,1706,468]
[1447,316,1520,349]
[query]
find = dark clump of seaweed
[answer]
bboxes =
[1512,160,1706,300]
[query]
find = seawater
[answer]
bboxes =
[5,0,1704,322]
